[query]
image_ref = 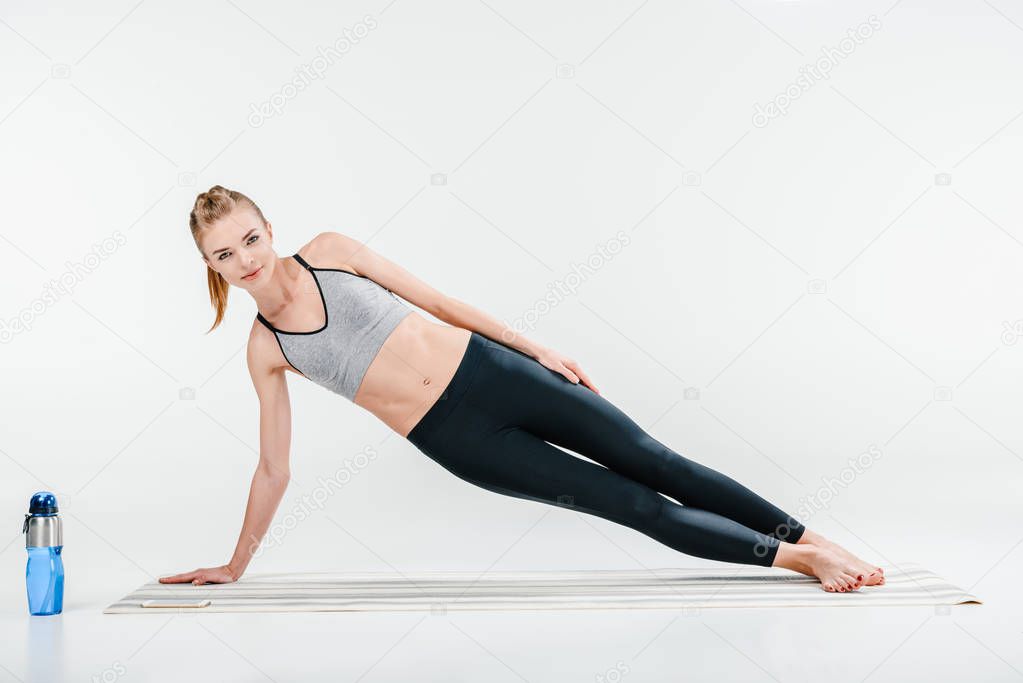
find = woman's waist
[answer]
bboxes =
[354,316,473,434]
[405,330,490,447]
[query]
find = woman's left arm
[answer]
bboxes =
[435,295,599,394]
[320,231,600,394]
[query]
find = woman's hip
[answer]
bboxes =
[406,332,488,449]
[405,331,585,453]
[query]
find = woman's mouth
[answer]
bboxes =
[242,266,262,281]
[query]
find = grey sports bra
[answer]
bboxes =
[256,253,413,400]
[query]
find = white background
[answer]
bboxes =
[1,0,1021,680]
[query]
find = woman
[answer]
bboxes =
[161,186,884,593]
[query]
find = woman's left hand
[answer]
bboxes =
[534,348,600,394]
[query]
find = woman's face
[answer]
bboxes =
[201,208,275,288]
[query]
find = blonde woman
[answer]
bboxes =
[160,186,884,593]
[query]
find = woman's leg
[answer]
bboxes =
[445,424,787,567]
[472,342,805,545]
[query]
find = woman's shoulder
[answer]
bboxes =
[247,315,293,375]
[298,232,363,273]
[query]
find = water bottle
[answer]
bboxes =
[23,491,64,616]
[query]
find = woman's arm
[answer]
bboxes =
[316,232,599,392]
[160,333,293,585]
[316,231,546,356]
[434,296,598,393]
[226,463,290,578]
[229,336,293,577]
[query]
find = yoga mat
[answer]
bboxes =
[103,562,981,614]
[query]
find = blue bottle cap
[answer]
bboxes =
[28,492,58,516]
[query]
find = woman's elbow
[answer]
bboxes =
[432,295,459,321]
[257,461,291,484]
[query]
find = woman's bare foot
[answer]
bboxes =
[797,529,885,586]
[773,543,866,592]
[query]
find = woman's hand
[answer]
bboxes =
[158,564,238,586]
[534,348,600,394]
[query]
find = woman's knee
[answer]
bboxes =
[619,487,665,524]
[635,434,694,479]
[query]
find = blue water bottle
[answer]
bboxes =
[23,492,64,616]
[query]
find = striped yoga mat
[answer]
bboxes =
[103,562,981,614]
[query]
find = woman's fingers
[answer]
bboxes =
[556,358,580,384]
[570,363,599,394]
[564,359,599,394]
[159,570,196,584]
[537,350,599,393]
[159,567,221,584]
[158,565,239,586]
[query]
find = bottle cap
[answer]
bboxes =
[28,492,59,516]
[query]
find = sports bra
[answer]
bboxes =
[256,253,413,400]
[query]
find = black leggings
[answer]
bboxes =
[407,332,805,567]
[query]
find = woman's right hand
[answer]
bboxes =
[158,564,237,585]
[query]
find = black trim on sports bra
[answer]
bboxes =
[293,252,366,279]
[254,252,404,376]
[257,253,329,335]
[292,251,401,296]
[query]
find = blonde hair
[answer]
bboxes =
[189,185,268,333]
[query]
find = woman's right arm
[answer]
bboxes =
[160,332,292,585]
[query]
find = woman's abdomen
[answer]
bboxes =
[353,312,471,437]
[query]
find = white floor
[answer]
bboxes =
[1,528,1018,683]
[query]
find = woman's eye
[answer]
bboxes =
[218,235,257,261]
